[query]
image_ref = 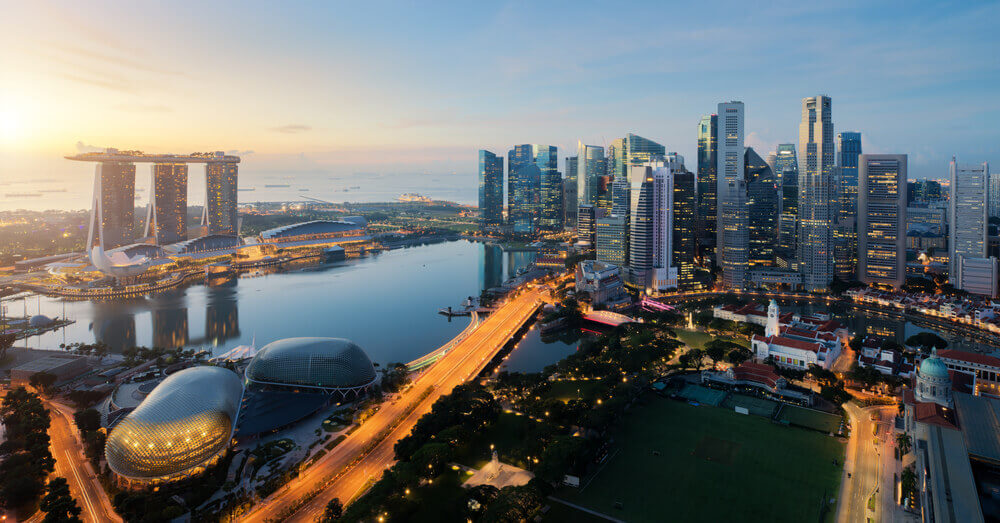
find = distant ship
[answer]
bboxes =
[39,188,68,193]
[5,192,42,198]
[264,184,290,188]
[298,188,310,191]
[238,187,256,192]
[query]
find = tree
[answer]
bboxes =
[29,372,58,393]
[896,433,912,456]
[902,277,935,294]
[321,498,343,522]
[705,342,727,367]
[481,485,543,523]
[410,442,453,477]
[726,348,750,366]
[0,332,15,360]
[848,335,863,352]
[679,348,705,370]
[39,477,82,523]
[905,332,948,352]
[73,409,101,433]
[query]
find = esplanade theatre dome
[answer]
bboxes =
[245,337,378,394]
[105,366,243,485]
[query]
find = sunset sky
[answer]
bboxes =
[2,1,998,209]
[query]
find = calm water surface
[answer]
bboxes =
[19,241,536,366]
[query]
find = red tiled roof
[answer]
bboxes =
[914,402,957,429]
[733,362,780,389]
[938,349,1000,369]
[763,335,822,353]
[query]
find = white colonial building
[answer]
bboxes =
[749,300,843,370]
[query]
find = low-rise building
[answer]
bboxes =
[700,362,813,406]
[856,336,915,378]
[575,260,630,309]
[749,300,843,370]
[938,349,1000,399]
[10,354,89,388]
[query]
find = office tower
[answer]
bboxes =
[536,146,562,230]
[204,160,239,236]
[858,154,907,288]
[609,133,666,180]
[507,145,539,234]
[564,156,578,227]
[596,215,627,266]
[716,101,747,289]
[697,114,718,263]
[87,160,136,250]
[672,169,699,290]
[146,163,188,245]
[478,150,504,228]
[834,132,862,281]
[577,142,605,208]
[949,158,990,285]
[774,144,799,260]
[577,204,597,248]
[628,164,675,291]
[990,172,1000,219]
[798,96,835,292]
[745,147,777,268]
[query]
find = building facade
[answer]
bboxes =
[857,154,907,288]
[672,170,700,290]
[564,155,578,228]
[478,150,504,228]
[798,96,835,292]
[697,114,718,264]
[835,132,862,280]
[577,142,606,209]
[146,163,188,245]
[716,102,747,289]
[88,160,136,250]
[745,147,777,269]
[596,215,627,267]
[774,144,799,259]
[948,158,990,287]
[204,160,239,236]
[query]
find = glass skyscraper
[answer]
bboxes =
[204,161,239,236]
[834,132,862,281]
[577,142,605,209]
[506,144,557,234]
[672,169,700,290]
[858,154,907,287]
[697,114,718,263]
[774,144,799,261]
[536,146,562,230]
[564,156,578,228]
[146,163,188,245]
[478,150,504,228]
[716,102,747,289]
[949,158,990,285]
[745,147,777,268]
[87,161,136,250]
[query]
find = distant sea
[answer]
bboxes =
[0,171,477,212]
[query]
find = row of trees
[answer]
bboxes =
[0,388,57,515]
[73,408,106,468]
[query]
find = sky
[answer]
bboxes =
[1,0,998,210]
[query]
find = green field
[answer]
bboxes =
[722,392,780,418]
[674,328,750,349]
[779,405,843,434]
[543,379,606,403]
[556,399,844,523]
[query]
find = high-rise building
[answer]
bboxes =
[577,142,605,209]
[949,158,990,285]
[990,171,1000,219]
[146,163,188,245]
[628,164,675,291]
[798,96,835,292]
[507,145,539,234]
[536,146,562,230]
[858,154,907,288]
[87,160,136,250]
[672,169,700,291]
[596,215,627,267]
[577,204,597,248]
[204,160,239,236]
[773,144,799,260]
[716,102,747,289]
[834,132,863,281]
[745,147,777,268]
[564,156,578,227]
[697,114,718,263]
[478,150,504,228]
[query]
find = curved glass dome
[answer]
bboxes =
[106,366,243,481]
[246,337,377,390]
[919,354,950,380]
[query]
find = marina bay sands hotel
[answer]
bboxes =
[66,149,240,250]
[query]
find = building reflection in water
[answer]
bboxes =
[90,303,137,352]
[481,244,504,291]
[151,290,189,349]
[204,278,240,347]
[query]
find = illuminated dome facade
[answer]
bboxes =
[105,366,243,486]
[245,337,377,397]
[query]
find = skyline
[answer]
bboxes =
[2,1,1000,211]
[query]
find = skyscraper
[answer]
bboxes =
[697,114,718,263]
[577,142,605,209]
[596,215,627,267]
[949,158,990,285]
[835,132,863,281]
[716,102,747,289]
[204,160,239,236]
[672,168,700,290]
[990,171,1000,219]
[478,150,504,228]
[536,146,562,230]
[576,204,597,248]
[774,144,799,261]
[87,160,136,250]
[564,156,578,228]
[146,163,188,245]
[858,154,907,288]
[628,164,675,290]
[507,144,538,234]
[798,96,835,292]
[745,147,777,268]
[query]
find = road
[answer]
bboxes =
[242,287,544,522]
[838,403,897,523]
[29,400,122,523]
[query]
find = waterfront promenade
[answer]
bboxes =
[242,287,544,522]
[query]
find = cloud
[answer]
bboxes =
[269,124,312,134]
[114,103,172,113]
[226,149,255,155]
[75,141,104,153]
[57,72,138,93]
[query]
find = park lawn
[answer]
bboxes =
[542,500,616,523]
[779,406,844,434]
[452,412,538,469]
[674,328,750,349]
[556,398,844,523]
[543,379,607,403]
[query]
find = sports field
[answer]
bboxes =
[556,399,844,522]
[722,392,779,418]
[778,405,843,434]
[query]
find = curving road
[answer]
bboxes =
[242,287,544,522]
[838,403,897,523]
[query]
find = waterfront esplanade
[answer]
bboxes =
[66,149,241,250]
